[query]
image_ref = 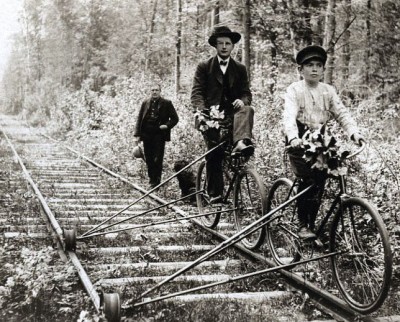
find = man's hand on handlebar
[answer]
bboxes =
[232,99,244,110]
[289,138,303,149]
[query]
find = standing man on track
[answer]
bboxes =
[134,83,179,188]
[191,25,254,204]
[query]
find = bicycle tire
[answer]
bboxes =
[330,197,392,314]
[265,178,302,266]
[196,160,220,228]
[233,167,267,250]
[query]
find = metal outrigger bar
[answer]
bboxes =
[77,206,239,239]
[80,142,226,238]
[77,190,202,240]
[135,184,314,301]
[132,250,342,307]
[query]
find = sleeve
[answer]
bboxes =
[282,84,300,142]
[239,65,252,106]
[190,62,207,113]
[328,86,359,138]
[133,101,145,139]
[166,100,179,129]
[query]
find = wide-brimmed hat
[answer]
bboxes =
[296,45,327,65]
[133,145,144,159]
[208,26,241,47]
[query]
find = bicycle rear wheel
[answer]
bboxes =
[330,197,392,314]
[233,167,267,250]
[196,160,220,228]
[265,178,301,266]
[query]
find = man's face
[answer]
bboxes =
[215,36,234,59]
[150,86,161,99]
[300,59,324,84]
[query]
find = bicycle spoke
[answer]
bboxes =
[233,168,267,250]
[330,197,392,313]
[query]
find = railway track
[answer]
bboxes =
[1,115,398,321]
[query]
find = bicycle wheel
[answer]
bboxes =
[266,178,301,266]
[196,160,220,228]
[330,197,392,314]
[233,167,267,250]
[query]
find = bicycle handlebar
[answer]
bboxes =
[284,139,366,159]
[346,140,366,159]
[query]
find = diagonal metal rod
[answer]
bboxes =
[81,142,226,237]
[136,184,313,301]
[77,206,239,239]
[133,250,342,307]
[77,190,201,238]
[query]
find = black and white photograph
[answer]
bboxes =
[0,0,399,321]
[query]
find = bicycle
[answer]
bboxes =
[265,141,393,314]
[196,141,268,250]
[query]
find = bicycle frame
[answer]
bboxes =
[289,142,366,240]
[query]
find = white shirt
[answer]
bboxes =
[218,57,230,74]
[283,80,359,142]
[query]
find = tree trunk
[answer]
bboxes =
[175,0,182,96]
[145,0,158,72]
[341,0,351,85]
[211,1,220,26]
[365,0,372,84]
[242,0,251,83]
[323,0,336,84]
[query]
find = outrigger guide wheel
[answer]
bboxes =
[64,228,77,251]
[102,292,121,322]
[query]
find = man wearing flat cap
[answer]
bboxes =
[283,45,365,239]
[191,25,254,204]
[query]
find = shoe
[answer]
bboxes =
[209,195,223,204]
[231,139,254,157]
[149,182,160,189]
[298,226,316,240]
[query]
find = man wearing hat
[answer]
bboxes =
[191,25,254,203]
[283,45,364,239]
[134,83,179,188]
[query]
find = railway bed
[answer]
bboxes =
[1,114,399,321]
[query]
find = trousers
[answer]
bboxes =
[142,133,166,186]
[287,147,327,229]
[205,105,254,197]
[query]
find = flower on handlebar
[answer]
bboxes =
[195,105,225,133]
[302,125,350,177]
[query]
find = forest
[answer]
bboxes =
[0,0,399,320]
[1,0,399,197]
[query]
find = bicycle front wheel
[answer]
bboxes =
[265,178,301,266]
[330,197,392,314]
[196,160,220,228]
[233,167,267,250]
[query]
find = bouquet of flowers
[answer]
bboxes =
[194,105,225,132]
[301,124,350,177]
[195,105,231,144]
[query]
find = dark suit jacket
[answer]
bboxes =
[191,56,252,112]
[134,97,179,141]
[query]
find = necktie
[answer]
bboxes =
[220,60,227,66]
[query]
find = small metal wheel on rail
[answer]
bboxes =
[64,228,77,251]
[102,292,121,322]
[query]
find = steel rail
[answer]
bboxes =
[0,127,102,313]
[39,132,380,321]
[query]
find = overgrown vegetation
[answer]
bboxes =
[0,0,399,320]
